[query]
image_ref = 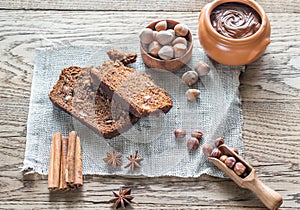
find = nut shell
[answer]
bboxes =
[191,130,203,140]
[140,28,154,44]
[158,46,174,60]
[186,89,200,101]
[225,156,236,169]
[155,20,168,31]
[174,129,186,138]
[174,23,189,37]
[214,137,225,147]
[219,155,228,163]
[187,137,200,151]
[211,148,222,158]
[148,41,161,58]
[172,37,188,46]
[234,162,246,176]
[195,61,210,76]
[182,71,198,86]
[173,43,187,58]
[153,31,158,41]
[167,29,175,37]
[156,30,174,45]
[202,144,213,157]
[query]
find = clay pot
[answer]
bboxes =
[198,0,271,66]
[140,20,193,72]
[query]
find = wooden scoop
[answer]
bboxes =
[209,145,282,210]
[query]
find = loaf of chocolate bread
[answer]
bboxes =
[49,66,139,139]
[91,60,173,117]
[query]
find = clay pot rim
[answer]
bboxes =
[205,0,268,43]
[140,19,193,62]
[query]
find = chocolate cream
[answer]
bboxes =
[210,3,261,39]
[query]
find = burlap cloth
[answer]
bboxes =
[23,46,244,177]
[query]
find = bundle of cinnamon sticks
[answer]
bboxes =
[48,131,83,191]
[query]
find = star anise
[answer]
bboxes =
[124,150,144,172]
[110,187,135,209]
[103,150,122,168]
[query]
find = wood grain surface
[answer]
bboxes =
[0,3,300,210]
[0,0,299,13]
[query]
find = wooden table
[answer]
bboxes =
[0,0,299,209]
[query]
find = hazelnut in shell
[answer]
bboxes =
[225,156,236,169]
[167,29,175,37]
[153,31,158,41]
[174,129,186,138]
[182,71,198,86]
[172,37,187,46]
[174,23,189,37]
[158,46,174,60]
[156,30,174,45]
[195,61,210,76]
[210,148,222,158]
[214,137,225,147]
[202,144,213,157]
[219,155,228,163]
[140,28,154,44]
[191,130,203,140]
[186,89,200,101]
[173,43,187,58]
[148,41,161,58]
[187,137,200,151]
[234,162,246,176]
[232,148,239,154]
[155,20,168,31]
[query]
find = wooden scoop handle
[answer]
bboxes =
[245,177,283,210]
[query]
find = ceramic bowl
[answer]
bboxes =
[140,19,193,72]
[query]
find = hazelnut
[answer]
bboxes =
[140,28,154,44]
[225,156,236,168]
[153,31,158,41]
[210,148,222,158]
[156,30,174,45]
[172,37,187,46]
[173,43,187,58]
[174,129,186,138]
[191,130,203,140]
[174,23,189,37]
[202,144,213,157]
[232,148,239,154]
[158,46,174,60]
[155,20,168,31]
[186,89,200,101]
[187,137,200,151]
[167,29,175,37]
[214,137,225,147]
[148,41,161,57]
[234,162,246,176]
[182,71,198,86]
[194,61,210,76]
[219,155,228,163]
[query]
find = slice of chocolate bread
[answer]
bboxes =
[91,60,173,117]
[49,66,139,139]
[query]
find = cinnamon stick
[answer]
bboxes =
[48,132,62,191]
[74,135,83,188]
[59,137,68,191]
[66,131,77,187]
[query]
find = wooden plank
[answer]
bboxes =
[1,101,299,208]
[0,0,299,13]
[0,10,299,209]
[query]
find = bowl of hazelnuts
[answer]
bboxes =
[139,20,193,72]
